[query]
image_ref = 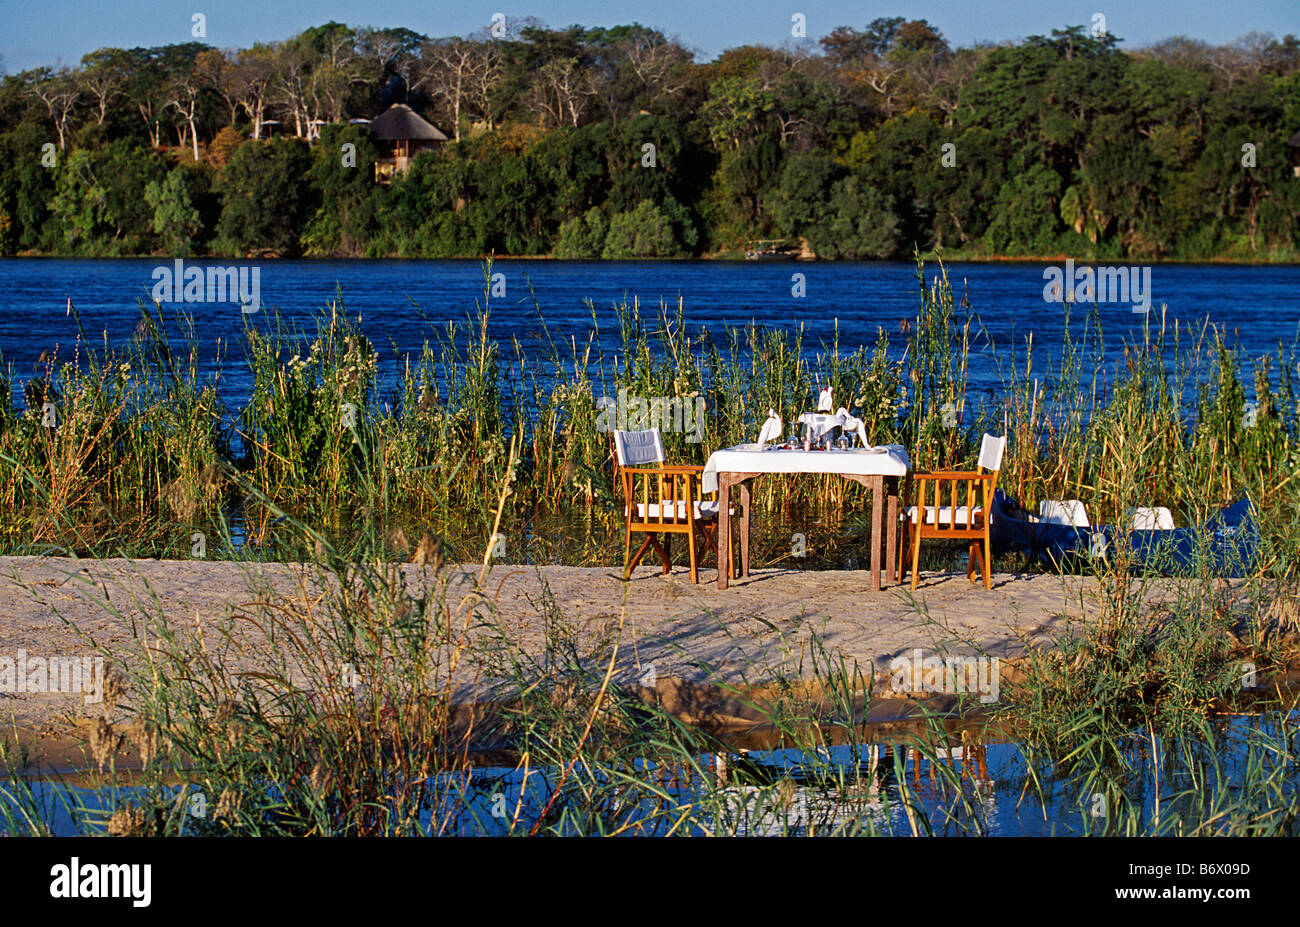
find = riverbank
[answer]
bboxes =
[0,556,1091,727]
[11,248,1300,263]
[4,555,1295,771]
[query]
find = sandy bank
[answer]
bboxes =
[0,556,1098,733]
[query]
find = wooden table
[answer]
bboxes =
[702,445,910,591]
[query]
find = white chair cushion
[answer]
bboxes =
[901,505,984,526]
[635,500,719,521]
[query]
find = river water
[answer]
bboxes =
[2,258,1298,410]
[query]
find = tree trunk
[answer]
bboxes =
[139,104,161,147]
[453,71,462,140]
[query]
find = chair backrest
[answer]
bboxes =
[1129,506,1174,531]
[977,433,1006,473]
[613,429,665,468]
[1039,500,1090,527]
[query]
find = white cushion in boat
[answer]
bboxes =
[1128,506,1174,530]
[1039,500,1089,527]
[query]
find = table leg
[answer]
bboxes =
[870,474,883,592]
[886,477,898,586]
[718,482,730,590]
[739,480,751,577]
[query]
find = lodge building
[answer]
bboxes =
[369,103,449,182]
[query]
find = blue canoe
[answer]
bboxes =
[989,490,1259,577]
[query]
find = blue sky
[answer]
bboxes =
[2,0,1297,72]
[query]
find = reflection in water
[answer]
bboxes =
[11,710,1296,836]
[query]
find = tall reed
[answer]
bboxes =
[1,257,1296,579]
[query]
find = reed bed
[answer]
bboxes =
[2,254,1297,580]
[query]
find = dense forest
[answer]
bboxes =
[2,17,1299,260]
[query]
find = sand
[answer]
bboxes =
[0,555,1103,737]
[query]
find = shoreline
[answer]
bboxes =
[7,252,1300,266]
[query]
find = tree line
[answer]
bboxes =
[1,18,1298,260]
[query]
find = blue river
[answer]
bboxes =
[1,258,1297,411]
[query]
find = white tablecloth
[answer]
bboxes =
[702,444,910,494]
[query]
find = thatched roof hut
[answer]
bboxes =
[369,104,449,144]
[369,104,448,180]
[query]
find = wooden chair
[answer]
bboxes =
[611,429,731,584]
[900,433,1006,590]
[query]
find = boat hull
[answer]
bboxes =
[989,491,1258,576]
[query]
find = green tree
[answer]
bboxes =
[769,152,900,258]
[0,124,59,253]
[144,166,203,255]
[554,207,607,257]
[602,200,681,258]
[819,176,900,259]
[859,112,941,250]
[767,149,840,235]
[216,137,312,255]
[303,123,381,256]
[701,76,773,151]
[930,126,1005,247]
[1073,116,1158,249]
[48,139,165,254]
[983,162,1064,255]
